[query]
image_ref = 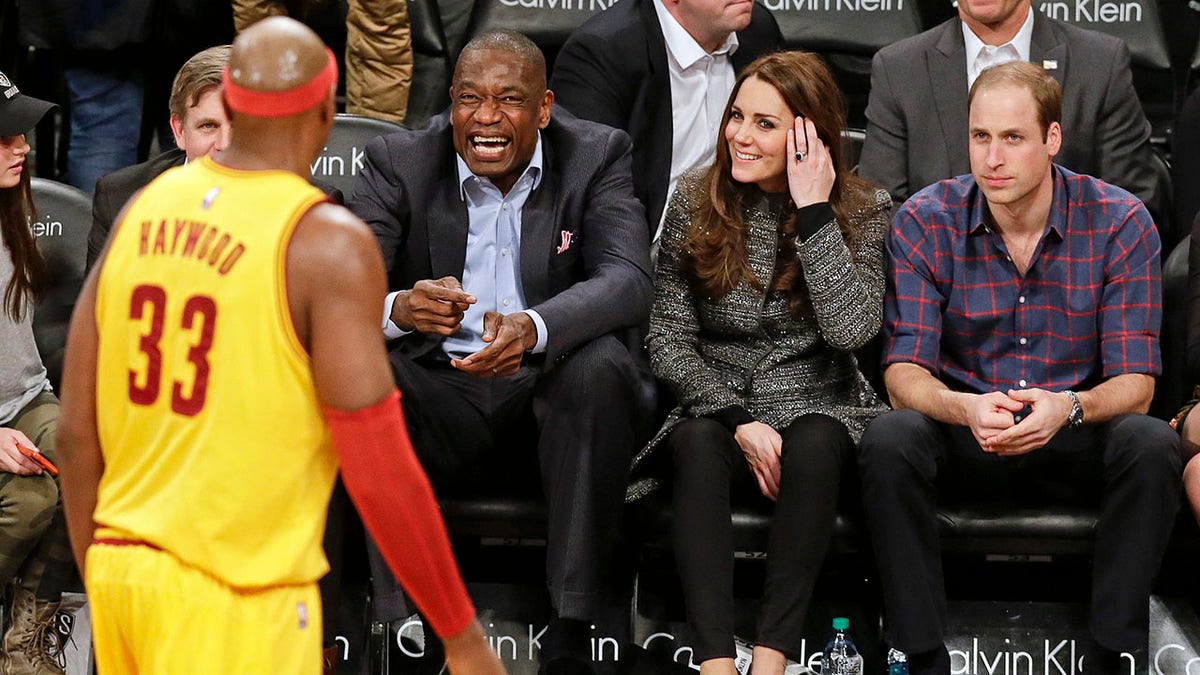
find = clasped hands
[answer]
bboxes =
[391,276,535,378]
[966,388,1074,456]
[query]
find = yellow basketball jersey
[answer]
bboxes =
[94,156,337,589]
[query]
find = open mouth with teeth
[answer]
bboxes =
[733,150,762,161]
[471,135,511,158]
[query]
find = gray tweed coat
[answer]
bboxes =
[627,170,891,500]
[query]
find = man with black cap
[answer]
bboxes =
[0,70,76,675]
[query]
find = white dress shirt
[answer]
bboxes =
[962,7,1035,92]
[651,0,738,242]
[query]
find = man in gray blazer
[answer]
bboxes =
[858,0,1160,221]
[349,29,652,675]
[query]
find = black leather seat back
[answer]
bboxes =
[313,114,407,200]
[1154,234,1190,420]
[30,178,91,390]
[770,0,922,54]
[462,0,611,68]
[771,1,922,125]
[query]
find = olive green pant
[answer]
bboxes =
[1,391,73,601]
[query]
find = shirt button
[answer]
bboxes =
[501,248,508,256]
[1018,379,1027,387]
[1019,337,1027,345]
[1018,296,1026,304]
[502,298,510,307]
[501,203,509,210]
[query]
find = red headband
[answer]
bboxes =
[222,48,337,118]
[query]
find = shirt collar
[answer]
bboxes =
[455,131,544,201]
[652,0,739,70]
[968,164,1066,240]
[962,7,1034,73]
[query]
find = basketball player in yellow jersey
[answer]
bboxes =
[55,17,505,675]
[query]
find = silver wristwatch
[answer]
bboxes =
[1065,390,1084,428]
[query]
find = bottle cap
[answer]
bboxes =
[833,617,849,630]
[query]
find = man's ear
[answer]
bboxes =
[1045,121,1062,158]
[539,89,554,130]
[170,113,186,151]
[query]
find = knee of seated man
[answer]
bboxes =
[858,409,938,468]
[551,334,640,394]
[1105,414,1182,474]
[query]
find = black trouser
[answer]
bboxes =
[667,413,852,663]
[369,335,646,623]
[858,409,1181,663]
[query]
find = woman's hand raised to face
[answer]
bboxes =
[786,116,835,209]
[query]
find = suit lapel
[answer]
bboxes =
[427,154,469,282]
[1030,16,1067,89]
[930,20,970,177]
[520,137,557,306]
[640,0,672,231]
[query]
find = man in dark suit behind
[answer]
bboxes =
[551,0,780,242]
[87,44,343,273]
[87,45,232,271]
[858,0,1161,223]
[349,29,652,675]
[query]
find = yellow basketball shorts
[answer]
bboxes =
[85,541,321,674]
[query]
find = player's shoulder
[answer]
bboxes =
[291,202,381,273]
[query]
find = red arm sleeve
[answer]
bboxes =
[323,389,475,638]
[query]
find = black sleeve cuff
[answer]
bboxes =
[702,405,756,433]
[794,202,836,242]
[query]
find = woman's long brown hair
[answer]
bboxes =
[683,51,876,317]
[1,169,45,321]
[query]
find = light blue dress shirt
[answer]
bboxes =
[382,134,549,359]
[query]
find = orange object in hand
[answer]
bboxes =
[16,444,58,476]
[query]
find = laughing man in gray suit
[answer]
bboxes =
[858,0,1160,220]
[348,29,652,675]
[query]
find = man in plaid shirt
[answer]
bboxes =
[859,61,1181,675]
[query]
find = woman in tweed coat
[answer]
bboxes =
[635,52,890,675]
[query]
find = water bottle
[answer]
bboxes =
[887,649,910,675]
[820,618,863,675]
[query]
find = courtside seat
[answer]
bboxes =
[1193,38,1200,89]
[30,178,91,391]
[844,128,866,173]
[1155,235,1190,419]
[460,0,610,71]
[770,0,923,126]
[313,113,406,200]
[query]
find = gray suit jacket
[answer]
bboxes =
[858,15,1159,217]
[348,110,653,364]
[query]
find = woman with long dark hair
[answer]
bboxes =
[0,75,75,673]
[630,51,890,675]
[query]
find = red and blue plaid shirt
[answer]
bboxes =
[884,165,1161,395]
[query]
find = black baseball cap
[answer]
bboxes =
[0,71,56,137]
